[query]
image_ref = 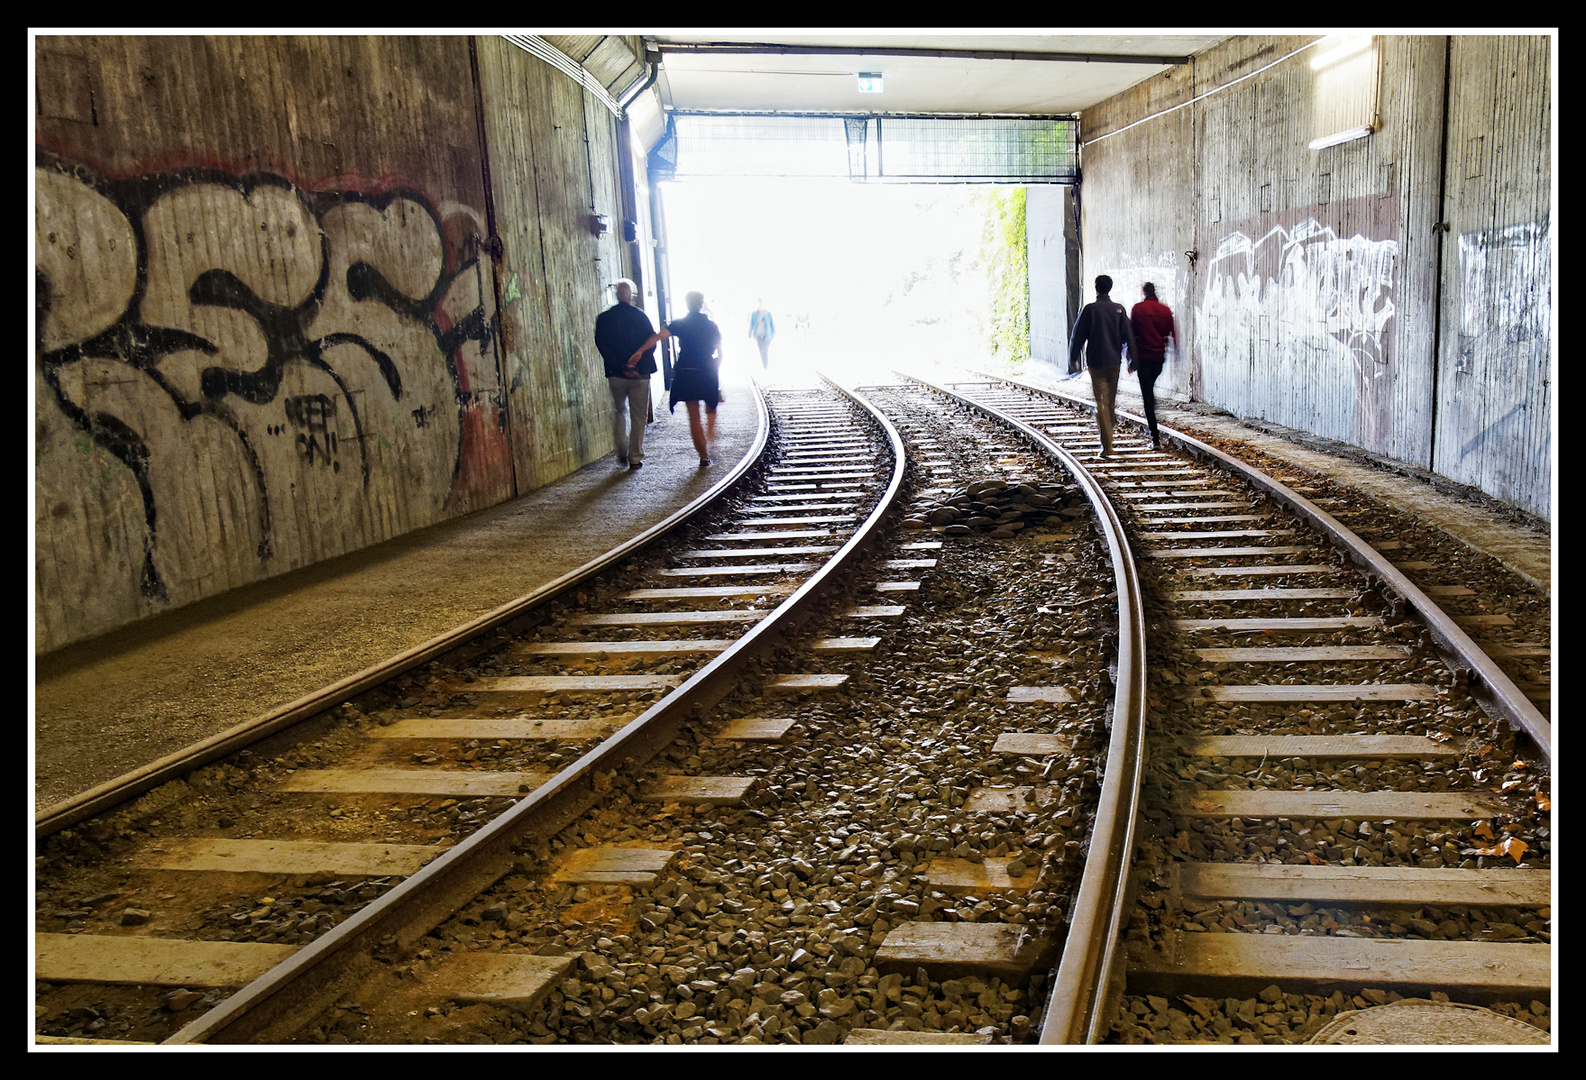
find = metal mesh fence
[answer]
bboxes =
[656,113,1077,182]
[876,117,1077,181]
[666,114,851,178]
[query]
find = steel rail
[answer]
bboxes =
[35,389,774,841]
[971,368,1552,765]
[163,378,907,1044]
[895,371,1149,1045]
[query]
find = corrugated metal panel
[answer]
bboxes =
[1080,64,1196,404]
[476,35,554,493]
[1377,36,1446,469]
[1084,35,1435,453]
[1071,32,1550,520]
[1433,36,1552,519]
[521,58,606,488]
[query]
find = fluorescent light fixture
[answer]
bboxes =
[1310,34,1373,70]
[1309,124,1374,150]
[857,72,882,93]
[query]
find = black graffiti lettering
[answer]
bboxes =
[286,393,338,468]
[36,152,488,608]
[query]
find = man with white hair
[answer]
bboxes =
[594,279,657,470]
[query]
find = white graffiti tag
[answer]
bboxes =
[1197,219,1397,372]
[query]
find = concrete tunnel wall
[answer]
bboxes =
[1045,34,1552,522]
[34,35,644,653]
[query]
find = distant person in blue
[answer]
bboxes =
[594,279,656,470]
[1068,274,1138,458]
[631,291,723,467]
[748,299,776,369]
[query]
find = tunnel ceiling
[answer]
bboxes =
[647,33,1229,116]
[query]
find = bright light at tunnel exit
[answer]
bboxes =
[657,177,1003,386]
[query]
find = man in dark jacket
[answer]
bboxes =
[1128,282,1177,450]
[1068,274,1138,457]
[594,279,657,470]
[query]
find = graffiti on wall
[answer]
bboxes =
[1100,251,1179,314]
[1099,250,1181,361]
[35,153,501,621]
[1196,218,1398,373]
[1450,218,1552,467]
[1194,214,1399,446]
[1457,219,1550,373]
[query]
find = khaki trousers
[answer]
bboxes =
[608,376,651,463]
[1088,363,1121,454]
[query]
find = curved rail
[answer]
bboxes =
[165,378,908,1044]
[970,368,1551,765]
[36,387,775,839]
[896,371,1148,1046]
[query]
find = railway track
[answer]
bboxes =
[36,378,911,1044]
[276,378,1130,1045]
[34,366,1552,1046]
[909,370,1552,1045]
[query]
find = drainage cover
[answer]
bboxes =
[1308,1000,1548,1045]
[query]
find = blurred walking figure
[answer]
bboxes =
[748,299,776,369]
[594,278,656,470]
[1068,275,1138,458]
[632,291,723,467]
[1128,282,1177,451]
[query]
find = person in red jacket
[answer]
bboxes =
[1128,282,1177,450]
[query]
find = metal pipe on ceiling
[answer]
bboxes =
[651,41,1193,66]
[503,34,624,117]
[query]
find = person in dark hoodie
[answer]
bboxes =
[1068,274,1138,457]
[1128,281,1177,451]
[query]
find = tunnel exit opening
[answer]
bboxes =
[645,113,1080,385]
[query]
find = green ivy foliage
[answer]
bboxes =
[982,186,1029,370]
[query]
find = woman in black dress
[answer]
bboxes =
[630,291,723,466]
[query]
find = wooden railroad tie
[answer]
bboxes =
[767,674,848,694]
[550,845,678,887]
[638,776,756,806]
[1129,934,1551,1001]
[715,718,799,742]
[139,838,441,877]
[1172,862,1551,907]
[426,953,573,1012]
[280,768,550,797]
[35,934,298,988]
[371,717,625,741]
[1174,789,1503,820]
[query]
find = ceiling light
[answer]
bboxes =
[1310,35,1373,70]
[1309,124,1374,150]
[857,72,882,93]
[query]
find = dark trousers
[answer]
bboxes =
[1135,358,1164,444]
